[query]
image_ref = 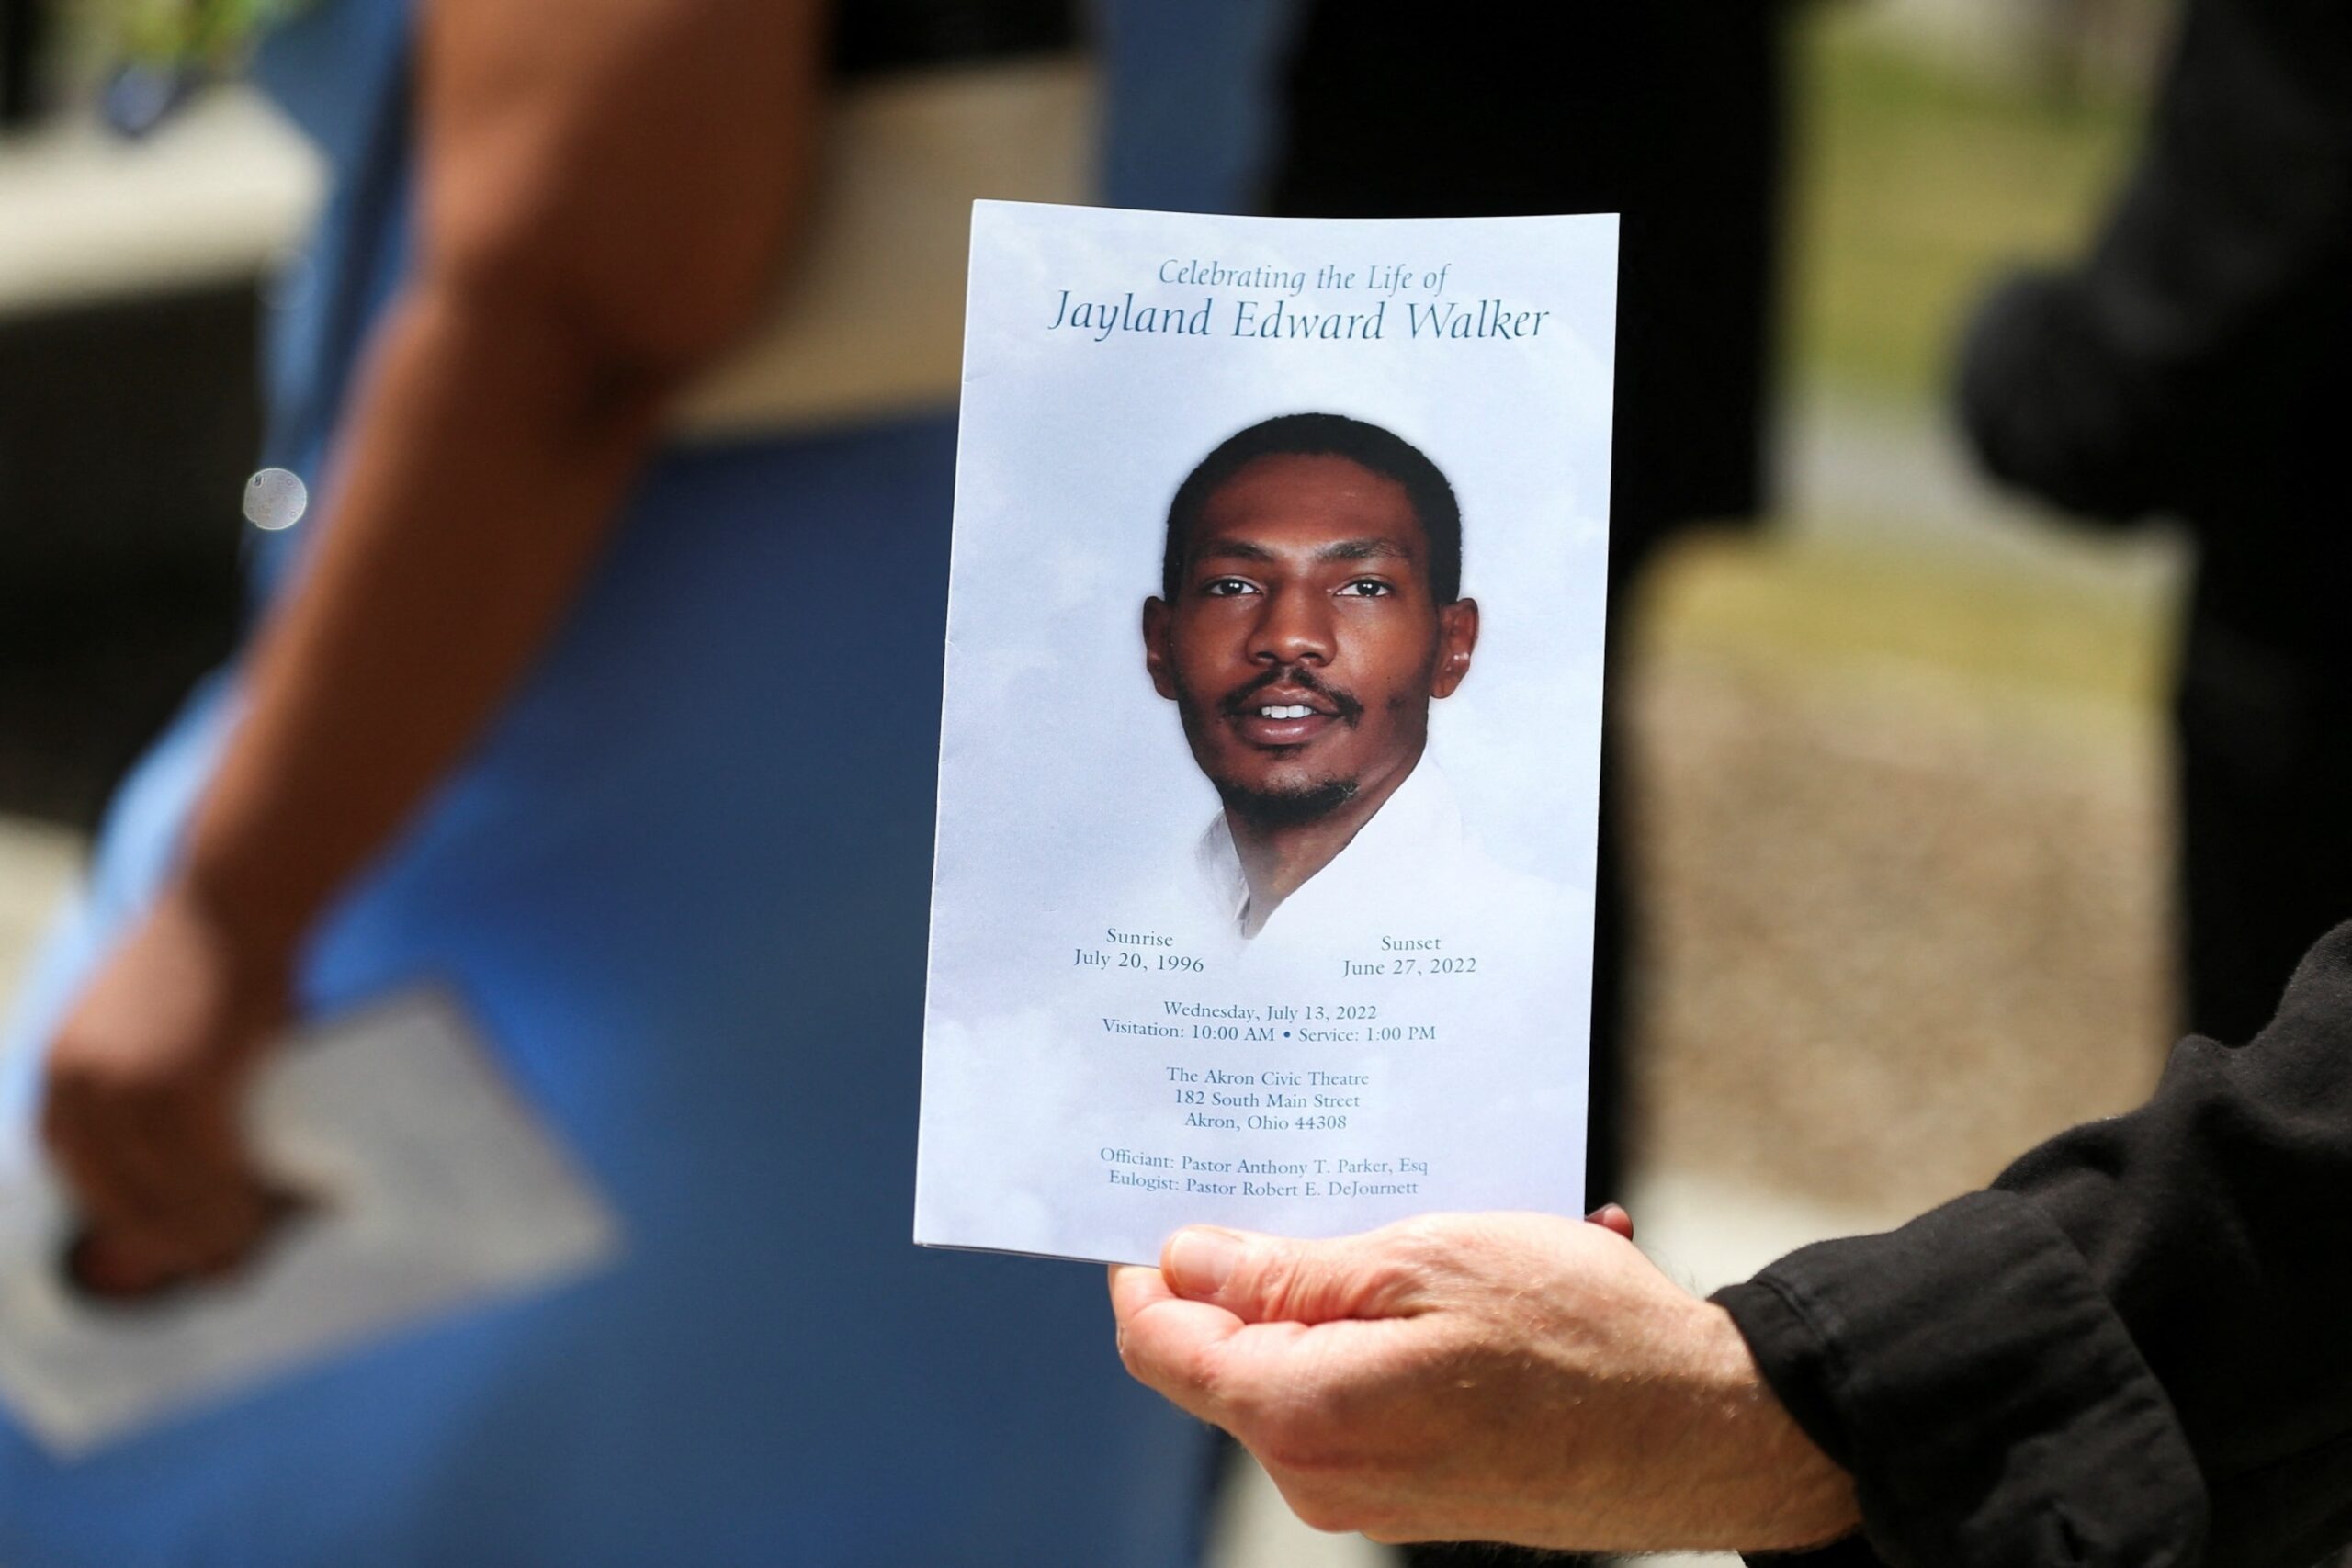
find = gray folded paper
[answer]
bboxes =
[0,989,621,1456]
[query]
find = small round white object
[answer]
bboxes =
[243,468,308,531]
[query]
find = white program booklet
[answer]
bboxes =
[916,202,1617,1265]
[0,990,621,1455]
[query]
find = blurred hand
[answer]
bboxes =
[1955,265,2160,524]
[40,883,291,1297]
[1110,1210,1859,1553]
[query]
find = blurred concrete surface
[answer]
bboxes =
[1634,389,2182,1222]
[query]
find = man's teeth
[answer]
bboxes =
[1258,705,1316,719]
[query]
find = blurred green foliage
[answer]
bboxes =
[107,0,308,67]
[1792,10,2145,400]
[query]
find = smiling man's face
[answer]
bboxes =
[1144,451,1478,829]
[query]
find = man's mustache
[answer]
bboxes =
[1217,667,1365,726]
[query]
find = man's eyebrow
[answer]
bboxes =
[1191,540,1279,565]
[1187,537,1416,570]
[1316,537,1414,565]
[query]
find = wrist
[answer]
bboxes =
[156,872,305,995]
[1691,1303,1863,1551]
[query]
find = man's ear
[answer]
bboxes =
[1143,598,1179,701]
[1430,598,1478,699]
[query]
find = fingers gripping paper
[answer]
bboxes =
[917,203,1616,1265]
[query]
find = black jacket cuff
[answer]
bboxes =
[1714,1190,2207,1568]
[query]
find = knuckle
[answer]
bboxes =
[1317,1239,1430,1316]
[42,1045,101,1100]
[1357,1255,1423,1309]
[36,1079,77,1127]
[1252,1247,1373,1320]
[1179,1339,1235,1405]
[1384,1216,1456,1270]
[48,1048,160,1108]
[1121,1322,1222,1406]
[1115,1326,1157,1385]
[109,1068,169,1108]
[39,1083,102,1147]
[1275,1477,1367,1536]
[1250,1255,1313,1318]
[1249,1396,1349,1479]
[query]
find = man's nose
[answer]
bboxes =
[1248,583,1335,666]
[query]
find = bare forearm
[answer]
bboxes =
[180,276,669,952]
[36,0,819,1292]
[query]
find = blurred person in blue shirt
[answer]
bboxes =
[5,1,1236,1562]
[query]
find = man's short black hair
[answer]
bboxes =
[1160,412,1463,604]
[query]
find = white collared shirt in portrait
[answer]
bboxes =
[1191,758,1566,957]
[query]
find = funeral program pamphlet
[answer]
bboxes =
[917,202,1616,1266]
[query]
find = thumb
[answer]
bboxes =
[1161,1225,1422,1325]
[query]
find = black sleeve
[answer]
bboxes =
[1716,921,2352,1568]
[1956,0,2352,525]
